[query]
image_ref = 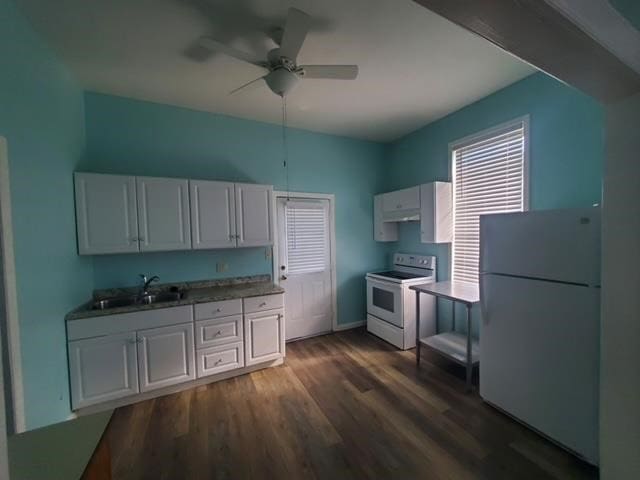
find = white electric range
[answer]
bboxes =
[366,253,437,350]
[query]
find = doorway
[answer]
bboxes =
[274,192,336,341]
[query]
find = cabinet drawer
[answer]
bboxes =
[195,315,243,348]
[193,298,242,320]
[196,342,244,378]
[243,294,283,313]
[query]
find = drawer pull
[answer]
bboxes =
[259,302,267,307]
[215,358,223,365]
[214,330,222,337]
[215,308,222,312]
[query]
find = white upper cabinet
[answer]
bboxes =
[235,183,273,247]
[382,186,420,213]
[190,180,236,249]
[75,173,273,254]
[75,173,139,255]
[136,177,191,252]
[374,194,398,242]
[420,182,452,243]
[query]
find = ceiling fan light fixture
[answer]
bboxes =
[265,69,300,97]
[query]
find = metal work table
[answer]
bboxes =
[410,281,480,391]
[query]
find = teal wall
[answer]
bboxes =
[83,92,388,326]
[611,0,640,30]
[0,0,94,429]
[385,72,604,334]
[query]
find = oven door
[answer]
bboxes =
[366,277,403,327]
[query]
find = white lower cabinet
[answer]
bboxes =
[69,332,139,409]
[68,295,285,410]
[137,323,195,393]
[244,308,285,366]
[196,342,244,378]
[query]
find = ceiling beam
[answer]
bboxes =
[412,0,640,103]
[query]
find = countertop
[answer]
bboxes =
[409,280,479,305]
[66,275,284,321]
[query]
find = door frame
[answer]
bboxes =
[0,137,25,435]
[272,191,338,332]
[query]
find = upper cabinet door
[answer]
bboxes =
[235,183,273,247]
[136,177,191,252]
[374,194,398,242]
[190,180,237,249]
[420,182,452,243]
[382,186,420,212]
[75,173,139,255]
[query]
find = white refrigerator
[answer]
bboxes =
[479,207,600,465]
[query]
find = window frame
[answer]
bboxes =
[448,115,530,283]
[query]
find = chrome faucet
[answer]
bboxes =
[139,274,160,296]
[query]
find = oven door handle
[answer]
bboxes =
[366,278,403,291]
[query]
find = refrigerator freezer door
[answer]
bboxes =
[479,273,600,464]
[479,208,600,285]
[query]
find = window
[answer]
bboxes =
[451,118,528,284]
[285,199,329,274]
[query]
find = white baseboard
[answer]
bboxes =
[333,320,365,331]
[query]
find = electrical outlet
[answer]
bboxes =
[216,262,228,273]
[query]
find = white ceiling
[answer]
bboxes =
[18,0,535,142]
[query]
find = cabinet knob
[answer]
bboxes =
[138,237,145,242]
[215,308,221,312]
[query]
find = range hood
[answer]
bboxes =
[382,208,420,222]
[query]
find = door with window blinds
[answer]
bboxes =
[452,121,527,284]
[277,198,332,340]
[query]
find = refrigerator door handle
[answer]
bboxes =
[479,273,489,325]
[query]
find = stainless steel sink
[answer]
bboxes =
[91,291,185,310]
[139,292,185,305]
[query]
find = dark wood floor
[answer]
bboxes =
[106,328,598,480]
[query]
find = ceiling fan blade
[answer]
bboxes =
[300,65,359,80]
[199,37,266,68]
[279,8,311,61]
[229,76,266,95]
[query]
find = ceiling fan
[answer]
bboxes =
[197,7,359,97]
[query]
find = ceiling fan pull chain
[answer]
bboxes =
[282,95,290,201]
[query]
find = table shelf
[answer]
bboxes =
[419,332,479,366]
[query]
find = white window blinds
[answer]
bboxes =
[285,200,329,274]
[452,121,527,284]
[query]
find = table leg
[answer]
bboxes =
[452,300,456,332]
[415,291,421,365]
[466,304,472,392]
